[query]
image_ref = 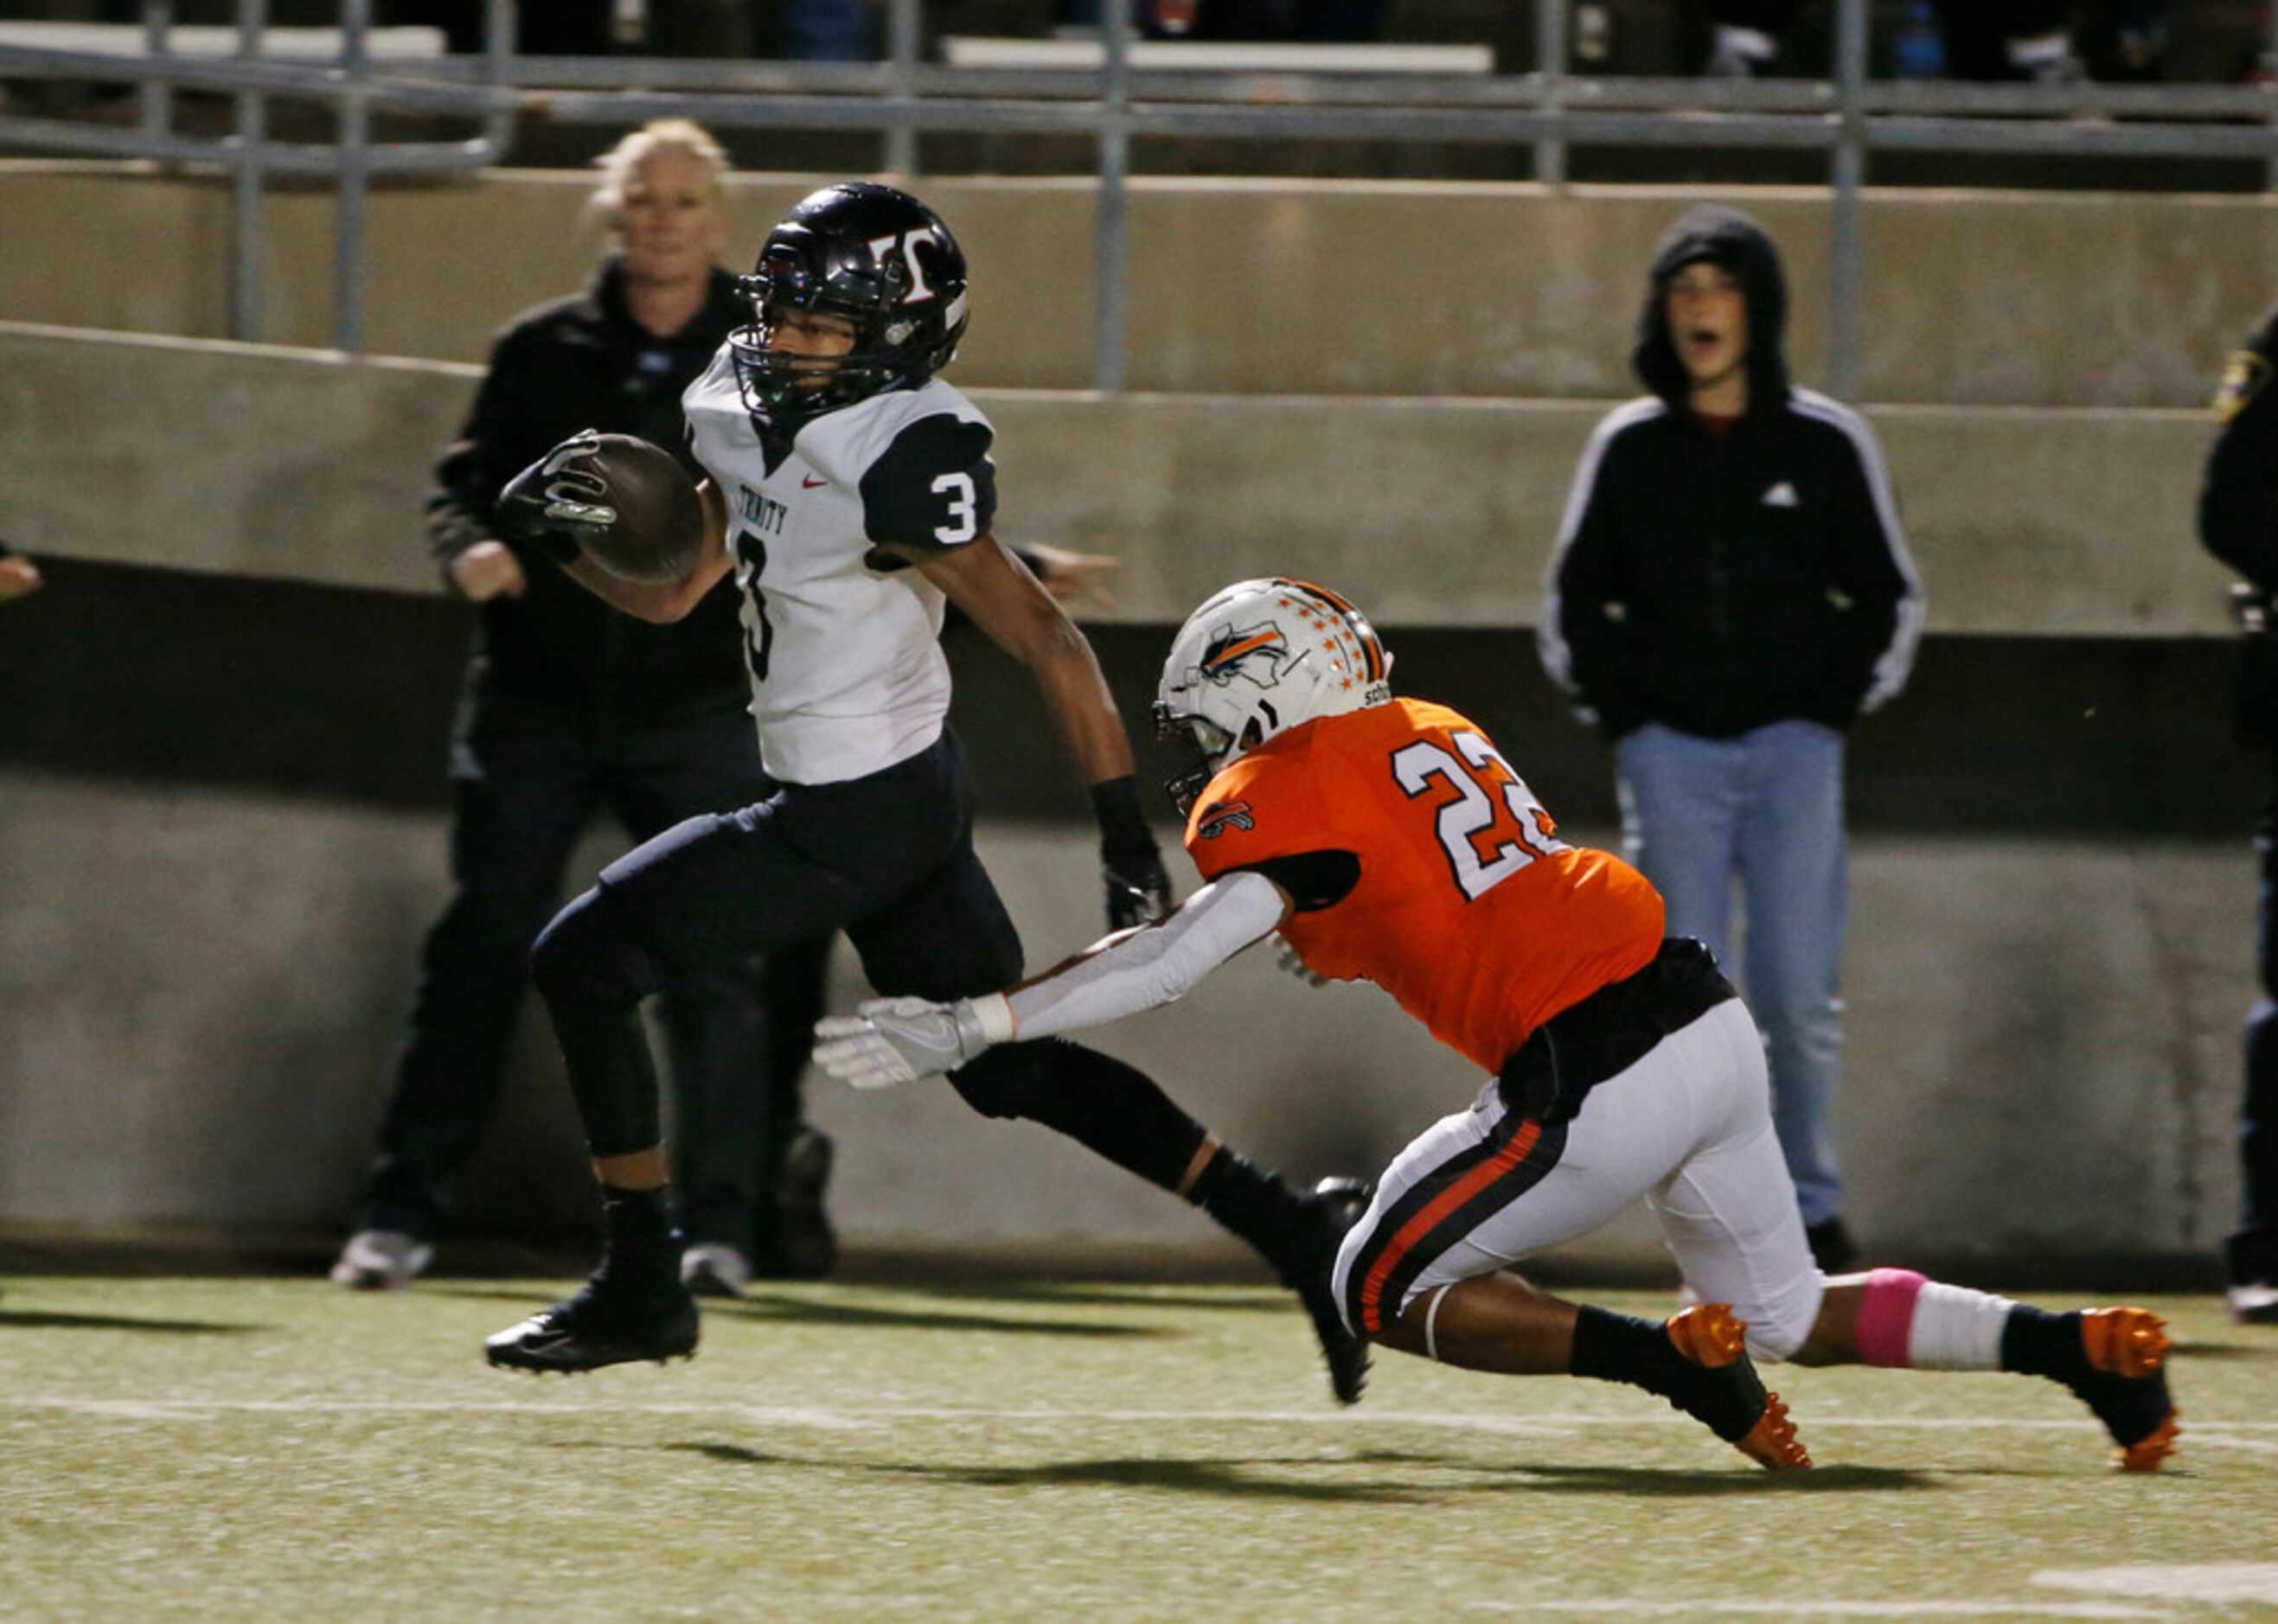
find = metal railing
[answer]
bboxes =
[6,0,2278,394]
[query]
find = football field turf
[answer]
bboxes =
[3,1279,2274,1620]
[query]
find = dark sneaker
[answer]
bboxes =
[1286,1176,1373,1406]
[1804,1218,1860,1275]
[760,1125,838,1282]
[1663,1302,1812,1470]
[2066,1307,2179,1472]
[484,1269,700,1375]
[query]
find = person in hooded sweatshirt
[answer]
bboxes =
[1538,203,1926,1276]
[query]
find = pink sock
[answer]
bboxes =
[1852,1267,2012,1371]
[1854,1268,1927,1367]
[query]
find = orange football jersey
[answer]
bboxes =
[1181,698,1664,1074]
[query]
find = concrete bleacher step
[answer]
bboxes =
[1,163,2271,412]
[0,318,2227,641]
[0,22,445,59]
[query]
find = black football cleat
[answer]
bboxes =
[1662,1302,1812,1470]
[485,1269,700,1375]
[1286,1176,1373,1406]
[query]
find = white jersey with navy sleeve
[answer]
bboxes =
[681,353,998,784]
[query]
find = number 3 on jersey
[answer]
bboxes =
[1392,730,1567,901]
[733,526,773,684]
[930,470,977,543]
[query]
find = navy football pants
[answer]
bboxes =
[529,729,1208,1193]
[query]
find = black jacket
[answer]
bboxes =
[2201,304,2278,593]
[429,259,752,726]
[1542,206,1923,741]
[2198,304,2278,747]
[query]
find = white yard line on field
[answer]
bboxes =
[1475,1603,2172,1620]
[5,1395,2275,1439]
[1478,1604,2171,1620]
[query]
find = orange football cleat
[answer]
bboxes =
[1664,1302,1813,1471]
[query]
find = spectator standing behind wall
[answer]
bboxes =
[1537,204,1924,1276]
[1693,1,2168,82]
[2194,310,2278,1327]
[0,536,42,1299]
[330,119,836,1300]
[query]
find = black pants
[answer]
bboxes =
[2236,792,2278,1286]
[529,729,1210,1198]
[359,695,828,1256]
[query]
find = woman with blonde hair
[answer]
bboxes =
[332,120,838,1299]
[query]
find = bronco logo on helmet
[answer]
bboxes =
[1200,623,1290,689]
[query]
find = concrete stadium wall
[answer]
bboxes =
[0,323,2235,636]
[0,770,2247,1275]
[0,324,2256,1275]
[3,163,2275,410]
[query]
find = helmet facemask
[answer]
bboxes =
[1154,703,1259,818]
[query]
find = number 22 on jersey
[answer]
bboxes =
[1392,730,1568,901]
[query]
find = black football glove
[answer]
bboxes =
[1092,774,1171,930]
[496,430,615,552]
[1103,842,1173,931]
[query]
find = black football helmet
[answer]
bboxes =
[729,182,970,434]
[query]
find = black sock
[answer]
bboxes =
[1999,1306,2089,1382]
[1571,1305,1762,1443]
[1570,1305,1686,1394]
[1188,1148,1309,1279]
[600,1185,681,1285]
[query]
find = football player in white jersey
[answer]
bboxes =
[480,182,1368,1403]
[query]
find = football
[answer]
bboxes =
[574,432,705,585]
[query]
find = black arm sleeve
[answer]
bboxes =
[1230,851,1361,913]
[2200,310,2278,592]
[860,414,997,551]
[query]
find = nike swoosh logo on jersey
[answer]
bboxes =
[802,476,829,489]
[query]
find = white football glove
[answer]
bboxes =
[1272,932,1331,988]
[815,995,998,1089]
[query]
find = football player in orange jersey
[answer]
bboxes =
[817,578,2180,1474]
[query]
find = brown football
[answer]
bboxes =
[578,433,705,585]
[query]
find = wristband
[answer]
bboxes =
[1089,774,1155,859]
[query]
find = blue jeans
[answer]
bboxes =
[1615,720,1849,1226]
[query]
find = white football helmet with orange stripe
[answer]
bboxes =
[1154,577,1394,813]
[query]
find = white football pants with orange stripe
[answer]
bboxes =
[1331,997,1827,1362]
